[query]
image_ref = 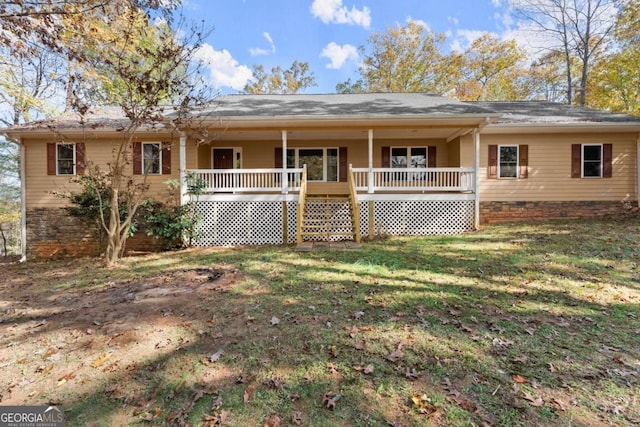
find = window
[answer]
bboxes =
[498,145,518,178]
[47,142,85,176]
[571,143,612,178]
[133,142,171,175]
[143,142,161,175]
[488,145,528,179]
[57,143,75,175]
[582,145,602,177]
[382,146,436,169]
[285,148,339,182]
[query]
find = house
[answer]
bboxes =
[3,93,640,259]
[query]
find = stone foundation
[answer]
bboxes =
[26,208,165,259]
[480,200,639,224]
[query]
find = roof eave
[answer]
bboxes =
[483,122,640,134]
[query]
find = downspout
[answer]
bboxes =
[19,139,25,261]
[473,130,480,230]
[179,132,188,206]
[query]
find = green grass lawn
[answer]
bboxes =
[1,218,639,426]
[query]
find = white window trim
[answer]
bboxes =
[582,143,603,178]
[56,142,76,176]
[498,145,519,179]
[211,147,243,169]
[390,146,429,168]
[142,142,162,175]
[287,147,339,182]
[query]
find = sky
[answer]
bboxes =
[180,0,529,94]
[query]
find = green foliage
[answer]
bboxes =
[142,179,203,249]
[142,201,198,249]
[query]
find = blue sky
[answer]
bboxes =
[182,0,522,94]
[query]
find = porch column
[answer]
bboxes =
[179,133,188,206]
[474,129,480,230]
[368,129,374,193]
[281,130,288,194]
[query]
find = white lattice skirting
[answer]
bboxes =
[191,198,475,246]
[193,200,294,246]
[370,200,475,235]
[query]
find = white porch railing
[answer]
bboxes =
[351,167,475,192]
[187,168,303,193]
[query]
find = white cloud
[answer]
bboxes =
[320,42,358,69]
[407,17,430,31]
[451,29,490,53]
[194,44,252,90]
[250,32,276,56]
[447,16,459,26]
[310,0,371,28]
[491,0,502,6]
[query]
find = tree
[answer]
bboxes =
[54,4,212,265]
[510,0,617,106]
[587,0,640,114]
[243,61,316,94]
[344,21,456,93]
[454,34,531,101]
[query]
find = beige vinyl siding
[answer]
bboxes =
[24,134,178,209]
[474,133,638,202]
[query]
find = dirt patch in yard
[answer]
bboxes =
[0,266,240,412]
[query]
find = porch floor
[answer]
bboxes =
[295,241,363,252]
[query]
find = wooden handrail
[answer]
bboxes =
[296,164,308,244]
[347,164,361,243]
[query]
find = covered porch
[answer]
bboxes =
[179,125,487,246]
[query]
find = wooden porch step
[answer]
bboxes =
[299,194,357,243]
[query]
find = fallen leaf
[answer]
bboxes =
[552,397,569,411]
[512,355,529,364]
[291,412,303,425]
[322,392,340,410]
[328,345,338,358]
[270,316,280,326]
[91,353,109,369]
[512,375,527,384]
[363,364,374,374]
[404,368,420,379]
[208,350,224,363]
[386,350,403,362]
[263,414,282,427]
[353,311,364,320]
[548,362,557,373]
[411,392,438,415]
[523,392,544,407]
[243,385,255,403]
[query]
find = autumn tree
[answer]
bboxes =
[454,34,531,101]
[343,21,456,94]
[510,0,617,106]
[588,0,640,114]
[243,61,316,94]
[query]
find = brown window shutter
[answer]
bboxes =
[571,144,581,178]
[47,143,56,175]
[603,143,612,178]
[133,142,142,175]
[488,145,497,179]
[161,142,171,174]
[275,147,283,168]
[339,147,348,182]
[75,143,86,175]
[518,144,528,179]
[381,146,390,167]
[427,146,436,168]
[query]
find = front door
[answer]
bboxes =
[213,148,234,169]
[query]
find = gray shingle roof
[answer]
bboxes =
[189,93,496,118]
[471,101,640,124]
